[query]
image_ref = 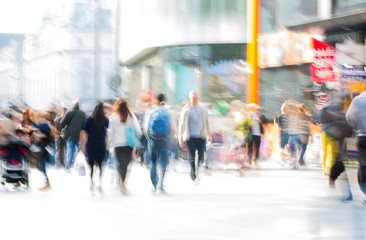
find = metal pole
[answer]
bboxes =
[94,0,101,101]
[247,0,260,104]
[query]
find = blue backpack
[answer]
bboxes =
[149,108,171,139]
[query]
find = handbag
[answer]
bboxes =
[126,127,142,148]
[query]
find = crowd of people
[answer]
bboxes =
[0,87,366,204]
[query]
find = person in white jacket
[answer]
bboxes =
[178,91,211,182]
[108,99,141,193]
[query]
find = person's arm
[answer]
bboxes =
[205,108,212,142]
[132,114,142,137]
[143,110,151,137]
[79,118,88,154]
[79,130,88,154]
[60,111,72,129]
[346,99,357,128]
[178,108,186,146]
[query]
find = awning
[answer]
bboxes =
[287,11,366,33]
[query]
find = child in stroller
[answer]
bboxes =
[0,137,30,189]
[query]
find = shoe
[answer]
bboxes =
[98,185,103,193]
[152,180,158,192]
[14,182,21,188]
[340,194,353,202]
[40,181,51,191]
[120,184,128,194]
[90,182,94,191]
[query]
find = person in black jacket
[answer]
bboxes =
[60,100,86,170]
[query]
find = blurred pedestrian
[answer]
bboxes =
[247,104,268,166]
[144,93,176,192]
[54,107,67,168]
[178,91,211,182]
[346,89,366,203]
[287,103,312,167]
[108,99,141,194]
[80,103,109,192]
[60,99,86,171]
[319,93,347,174]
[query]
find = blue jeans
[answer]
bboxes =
[38,153,49,181]
[148,138,169,190]
[186,138,206,180]
[289,134,308,164]
[66,139,79,169]
[280,131,289,149]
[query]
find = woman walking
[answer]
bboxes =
[108,99,141,193]
[80,103,109,192]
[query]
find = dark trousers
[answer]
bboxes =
[186,138,206,180]
[247,135,261,162]
[357,137,366,196]
[55,137,65,168]
[114,146,133,182]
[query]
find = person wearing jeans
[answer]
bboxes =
[148,138,169,191]
[178,91,211,182]
[60,100,85,170]
[144,94,175,192]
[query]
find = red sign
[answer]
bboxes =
[311,38,337,83]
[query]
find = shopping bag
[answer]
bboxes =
[74,151,87,176]
[126,127,142,149]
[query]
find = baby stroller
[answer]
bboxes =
[0,138,30,189]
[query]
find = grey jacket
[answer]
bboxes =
[178,103,211,143]
[60,106,86,142]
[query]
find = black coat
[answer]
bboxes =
[60,106,86,142]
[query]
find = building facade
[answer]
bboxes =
[0,0,116,111]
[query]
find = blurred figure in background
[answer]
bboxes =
[60,100,86,171]
[318,92,347,175]
[287,103,312,167]
[144,94,175,192]
[276,102,290,155]
[54,107,67,168]
[108,99,141,194]
[178,91,211,182]
[346,88,366,203]
[80,102,109,192]
[247,104,268,166]
[31,112,54,190]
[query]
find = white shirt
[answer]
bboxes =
[108,113,142,149]
[251,113,261,136]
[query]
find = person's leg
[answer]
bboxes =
[247,137,254,164]
[253,135,261,162]
[357,137,366,196]
[65,139,76,169]
[149,140,159,190]
[157,140,169,191]
[321,132,329,173]
[186,138,197,180]
[39,153,50,190]
[299,134,309,165]
[97,162,103,192]
[325,134,339,175]
[114,147,132,191]
[197,138,206,166]
[89,160,94,190]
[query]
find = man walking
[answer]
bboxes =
[346,89,366,203]
[178,91,211,182]
[144,94,176,193]
[60,100,86,170]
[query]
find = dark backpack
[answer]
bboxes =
[149,108,171,139]
[325,117,353,140]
